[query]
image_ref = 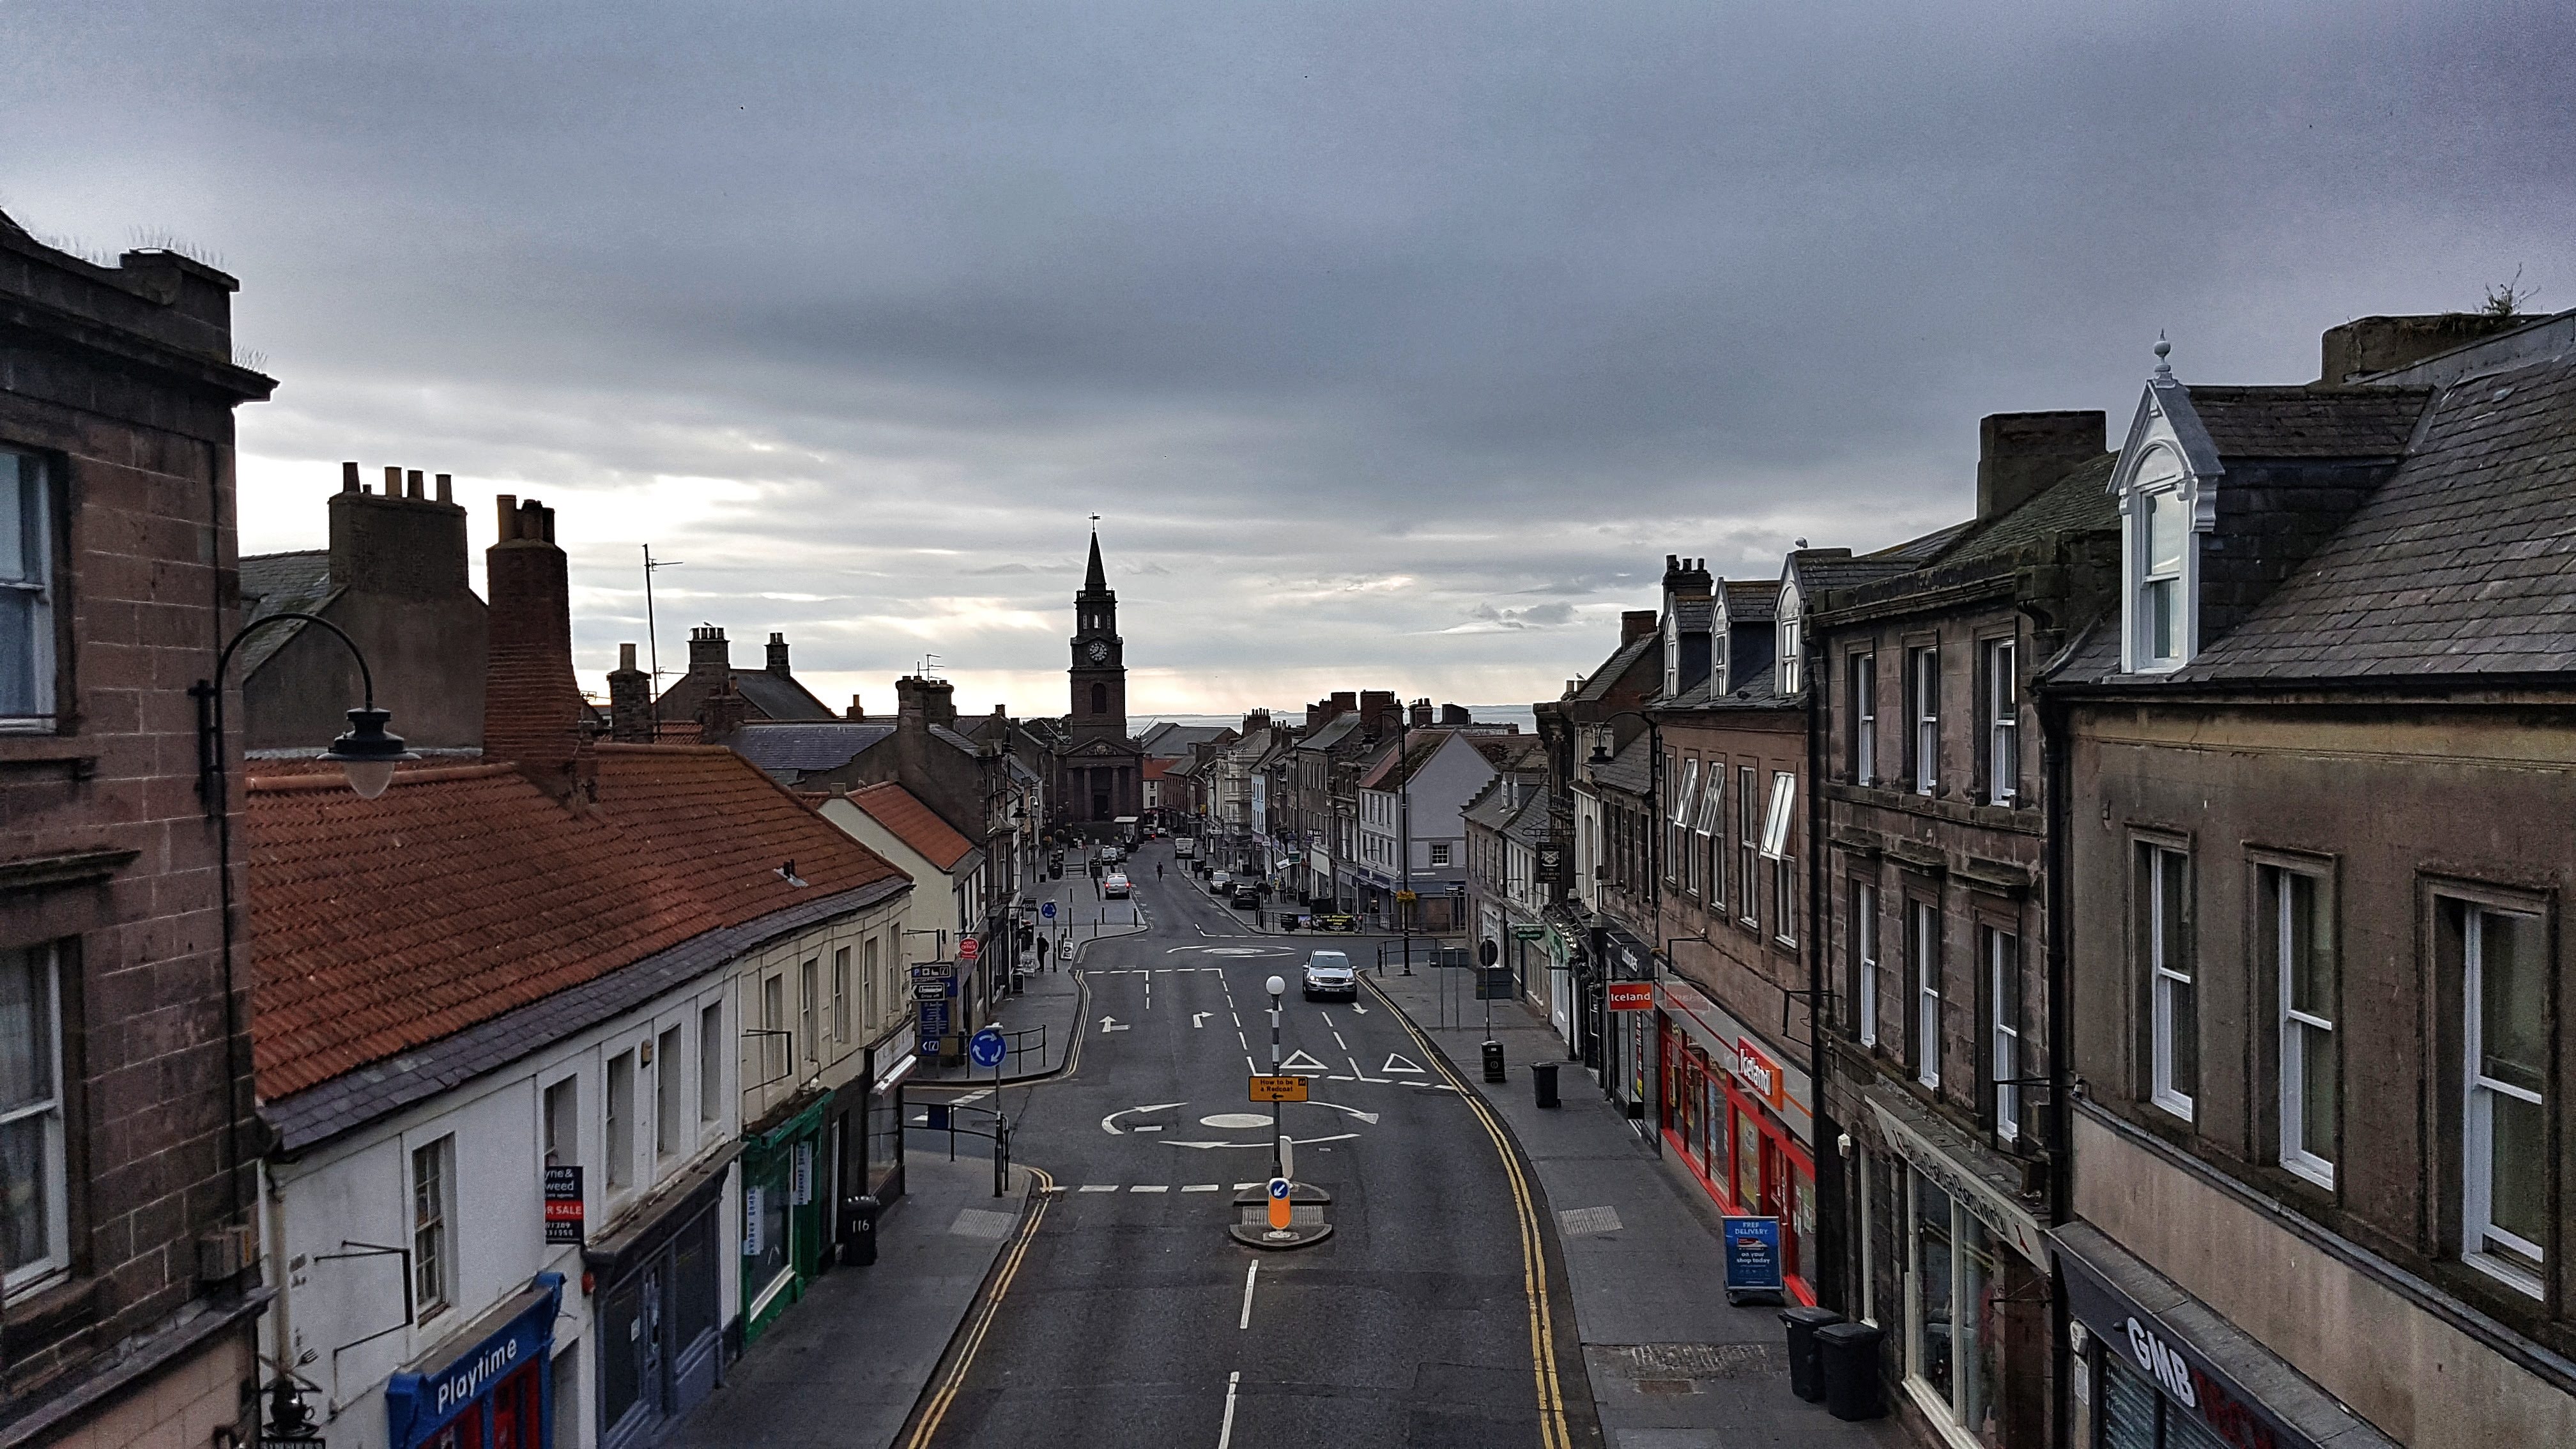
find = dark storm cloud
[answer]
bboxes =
[4,1,2570,711]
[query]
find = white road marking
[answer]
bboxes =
[953,1088,993,1104]
[1351,1002,1367,1015]
[1098,1016,1130,1033]
[1217,1370,1241,1449]
[1162,1132,1360,1149]
[1278,1049,1328,1073]
[1244,1054,1258,1073]
[1193,1011,1212,1028]
[1131,1124,1164,1133]
[1101,1103,1186,1135]
[1233,1182,1259,1190]
[1078,1184,1118,1193]
[1381,1053,1425,1075]
[1131,1184,1168,1193]
[1331,1032,1348,1049]
[1183,1183,1222,1193]
[1239,1260,1259,1329]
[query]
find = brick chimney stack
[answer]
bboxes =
[766,631,792,676]
[687,625,730,677]
[845,694,866,721]
[699,677,746,743]
[894,675,956,732]
[1977,411,2106,521]
[483,495,590,795]
[607,643,652,742]
[1408,698,1434,729]
[1359,689,1397,736]
[330,459,468,599]
[1621,610,1658,643]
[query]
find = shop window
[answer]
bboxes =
[411,1136,455,1321]
[1907,1168,2006,1446]
[1988,928,2021,1142]
[1850,651,1878,785]
[1853,882,1879,1049]
[2140,845,2195,1122]
[2260,864,2335,1188]
[1733,1108,1760,1215]
[656,1025,684,1160]
[1912,900,1942,1091]
[1,943,66,1296]
[2444,897,2547,1297]
[606,1050,635,1190]
[1,449,56,728]
[698,1003,723,1124]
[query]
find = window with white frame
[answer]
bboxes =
[1850,652,1876,785]
[1912,900,1941,1090]
[761,973,786,1082]
[1777,584,1802,694]
[1988,927,2021,1141]
[656,1025,684,1159]
[1694,776,1724,908]
[1429,842,1450,868]
[1671,759,1699,893]
[542,1075,578,1172]
[2139,485,2189,668]
[1736,766,1759,928]
[411,1136,456,1321]
[1761,772,1797,945]
[832,946,852,1045]
[2447,898,2546,1295]
[1,450,57,727]
[1853,882,1879,1048]
[698,1002,723,1124]
[1,944,67,1295]
[1908,647,1938,795]
[2141,845,2196,1121]
[606,1050,636,1189]
[799,958,820,1066]
[2262,865,2335,1187]
[1984,639,2018,804]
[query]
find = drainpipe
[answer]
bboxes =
[1803,611,1836,1309]
[2041,680,2076,1449]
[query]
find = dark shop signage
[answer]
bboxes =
[544,1165,584,1245]
[2058,1246,2315,1449]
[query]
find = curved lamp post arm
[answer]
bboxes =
[194,610,414,815]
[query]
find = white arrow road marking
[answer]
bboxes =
[1100,1102,1186,1135]
[1278,1048,1329,1073]
[1351,1002,1368,1015]
[1098,1016,1130,1032]
[1381,1053,1426,1075]
[1308,1101,1381,1125]
[1193,1012,1212,1028]
[1131,1124,1163,1133]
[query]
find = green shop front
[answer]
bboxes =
[739,1093,831,1347]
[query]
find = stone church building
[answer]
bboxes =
[1052,531,1145,837]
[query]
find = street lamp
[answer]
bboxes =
[194,611,417,807]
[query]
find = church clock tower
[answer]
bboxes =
[1069,530,1126,739]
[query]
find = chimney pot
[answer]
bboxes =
[435,473,452,503]
[496,494,519,540]
[341,461,360,493]
[619,642,637,670]
[385,466,402,496]
[407,469,425,500]
[847,694,865,721]
[766,632,792,676]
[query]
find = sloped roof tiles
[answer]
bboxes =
[840,780,977,871]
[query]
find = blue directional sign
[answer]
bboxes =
[1041,901,1057,921]
[969,1027,1008,1070]
[1267,1177,1291,1200]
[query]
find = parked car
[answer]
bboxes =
[1230,882,1260,910]
[1103,872,1131,899]
[1301,949,1358,1001]
[1209,870,1232,891]
[1174,837,1196,859]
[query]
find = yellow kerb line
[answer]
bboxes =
[1368,979,1572,1449]
[905,1165,1055,1448]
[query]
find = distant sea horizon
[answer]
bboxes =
[1131,703,1539,736]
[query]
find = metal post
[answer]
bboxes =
[1397,723,1412,974]
[993,1112,1008,1198]
[1267,976,1285,1181]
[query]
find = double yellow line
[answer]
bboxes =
[1368,978,1575,1449]
[902,1165,1056,1449]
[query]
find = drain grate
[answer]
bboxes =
[1557,1206,1624,1236]
[1597,1342,1777,1381]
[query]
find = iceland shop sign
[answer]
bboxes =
[384,1273,564,1449]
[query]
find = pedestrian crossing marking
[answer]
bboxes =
[1382,1053,1425,1075]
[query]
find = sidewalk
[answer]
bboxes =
[917,965,1084,1084]
[665,1150,1033,1449]
[1370,966,1908,1449]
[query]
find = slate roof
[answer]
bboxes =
[1935,453,2120,567]
[1673,597,1715,632]
[1662,668,1786,711]
[237,550,339,678]
[732,669,837,721]
[721,721,896,778]
[2182,385,2428,458]
[1502,788,1553,847]
[1720,581,1776,623]
[1869,521,1975,565]
[1786,548,1915,594]
[1589,732,1655,797]
[245,744,912,1104]
[840,780,977,871]
[1138,723,1234,758]
[2170,355,2576,680]
[1572,632,1659,702]
[1295,713,1365,752]
[1461,777,1518,832]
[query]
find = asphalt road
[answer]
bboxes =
[908,838,1598,1449]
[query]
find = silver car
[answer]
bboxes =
[1301,949,1357,1001]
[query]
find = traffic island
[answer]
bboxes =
[1227,1178,1333,1248]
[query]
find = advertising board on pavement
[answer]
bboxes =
[1721,1215,1784,1305]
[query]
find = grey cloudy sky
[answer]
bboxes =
[5,3,2569,716]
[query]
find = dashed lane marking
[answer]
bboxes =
[1078,1185,1118,1193]
[1130,1184,1169,1193]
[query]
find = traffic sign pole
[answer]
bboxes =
[1266,974,1285,1183]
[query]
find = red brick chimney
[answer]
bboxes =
[607,642,652,742]
[1621,610,1658,643]
[699,676,747,743]
[483,495,592,797]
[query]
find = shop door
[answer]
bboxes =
[488,1363,542,1449]
[669,1209,723,1413]
[599,1267,666,1449]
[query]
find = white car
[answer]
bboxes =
[1174,837,1197,859]
[1103,872,1131,898]
[1208,870,1232,891]
[1301,949,1358,1002]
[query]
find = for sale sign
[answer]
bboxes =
[543,1166,583,1245]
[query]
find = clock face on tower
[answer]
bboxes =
[1087,640,1109,663]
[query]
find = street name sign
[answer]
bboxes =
[1248,1075,1309,1103]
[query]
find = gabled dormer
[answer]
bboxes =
[1712,579,1776,696]
[1659,555,1714,698]
[1774,572,1802,696]
[2108,339,2426,674]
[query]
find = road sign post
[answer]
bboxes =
[1265,974,1286,1182]
[1268,1177,1292,1233]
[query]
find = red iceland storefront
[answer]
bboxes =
[1655,978,1820,1304]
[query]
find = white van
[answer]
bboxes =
[1175,837,1196,859]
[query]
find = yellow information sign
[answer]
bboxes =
[1395,889,1419,903]
[1248,1074,1310,1103]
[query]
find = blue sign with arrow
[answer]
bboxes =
[1040,901,1057,921]
[969,1026,1008,1070]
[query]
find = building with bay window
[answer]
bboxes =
[2044,314,2576,1449]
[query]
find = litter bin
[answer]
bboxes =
[1781,1306,1843,1402]
[1482,1039,1506,1083]
[1531,1060,1560,1109]
[839,1195,881,1267]
[1816,1321,1887,1421]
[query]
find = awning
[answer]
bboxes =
[2053,1222,2402,1449]
[1862,1081,2048,1270]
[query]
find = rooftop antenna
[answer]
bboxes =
[642,546,684,692]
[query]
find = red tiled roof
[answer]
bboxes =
[245,745,910,1100]
[1141,757,1172,781]
[839,781,977,873]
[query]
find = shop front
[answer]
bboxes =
[585,1154,731,1449]
[1859,1084,2053,1449]
[739,1094,832,1347]
[1594,923,1653,1114]
[1540,921,1581,1046]
[2053,1222,2399,1449]
[385,1273,564,1449]
[1654,978,1820,1303]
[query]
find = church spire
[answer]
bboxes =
[1084,528,1107,595]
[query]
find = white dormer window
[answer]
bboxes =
[1777,583,1802,694]
[2141,485,2188,666]
[2112,376,2213,674]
